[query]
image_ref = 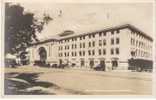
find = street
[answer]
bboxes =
[4,66,153,95]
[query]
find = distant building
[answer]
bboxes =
[27,24,153,71]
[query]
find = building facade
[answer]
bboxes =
[27,24,153,71]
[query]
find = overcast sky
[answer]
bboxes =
[17,2,153,40]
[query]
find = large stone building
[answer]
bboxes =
[27,24,153,71]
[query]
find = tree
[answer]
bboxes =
[5,3,52,54]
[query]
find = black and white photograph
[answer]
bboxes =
[1,0,155,97]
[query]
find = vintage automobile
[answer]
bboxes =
[93,64,105,71]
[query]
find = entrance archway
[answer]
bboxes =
[38,47,47,64]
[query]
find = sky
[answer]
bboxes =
[15,2,153,40]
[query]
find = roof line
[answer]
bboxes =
[59,24,153,41]
[31,24,153,46]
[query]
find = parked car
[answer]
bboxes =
[93,64,105,71]
[51,64,58,68]
[58,64,68,69]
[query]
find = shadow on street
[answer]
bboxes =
[5,72,60,95]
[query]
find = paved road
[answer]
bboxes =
[5,66,153,95]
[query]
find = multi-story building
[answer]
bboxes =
[27,24,153,71]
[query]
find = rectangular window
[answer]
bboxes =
[92,50,95,55]
[111,48,114,55]
[83,36,85,39]
[111,31,114,35]
[99,32,102,37]
[75,44,77,49]
[80,36,82,40]
[136,40,138,47]
[80,43,82,48]
[99,40,102,46]
[79,51,82,56]
[116,38,119,44]
[88,50,91,56]
[103,32,106,36]
[92,34,95,38]
[103,49,106,55]
[111,38,114,45]
[99,49,101,55]
[75,52,77,56]
[103,39,106,45]
[72,52,74,56]
[116,48,119,54]
[83,43,85,48]
[92,41,95,47]
[83,51,85,56]
[72,44,74,49]
[89,42,91,47]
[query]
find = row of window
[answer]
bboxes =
[131,38,152,50]
[111,38,120,45]
[58,48,120,57]
[131,31,152,42]
[135,49,151,58]
[111,48,119,55]
[58,38,120,50]
[59,30,120,43]
[58,49,150,58]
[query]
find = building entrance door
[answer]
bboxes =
[100,60,106,71]
[89,60,94,69]
[81,60,85,67]
[112,60,118,70]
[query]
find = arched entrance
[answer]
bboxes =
[38,47,47,64]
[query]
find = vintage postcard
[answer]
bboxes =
[0,0,156,97]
